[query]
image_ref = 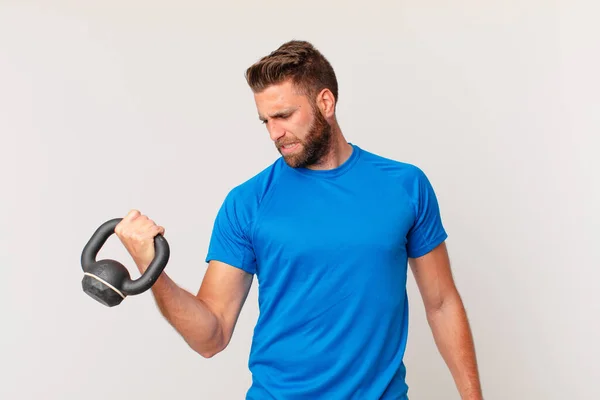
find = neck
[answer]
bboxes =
[307,123,353,170]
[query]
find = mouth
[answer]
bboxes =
[279,143,300,154]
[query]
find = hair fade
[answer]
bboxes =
[245,40,339,105]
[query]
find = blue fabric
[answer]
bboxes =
[205,144,448,399]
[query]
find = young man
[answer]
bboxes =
[115,40,483,399]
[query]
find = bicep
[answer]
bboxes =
[408,241,458,312]
[196,260,254,340]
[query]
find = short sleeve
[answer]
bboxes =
[406,167,448,258]
[205,189,257,275]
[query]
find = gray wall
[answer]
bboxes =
[1,1,598,399]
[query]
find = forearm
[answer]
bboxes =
[145,272,225,358]
[427,293,483,400]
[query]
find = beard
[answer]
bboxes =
[276,105,333,169]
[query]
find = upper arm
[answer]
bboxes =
[404,166,456,312]
[201,186,258,344]
[405,166,447,258]
[409,241,458,313]
[196,260,253,344]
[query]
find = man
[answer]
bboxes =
[115,40,483,399]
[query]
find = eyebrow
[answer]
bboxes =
[259,107,298,122]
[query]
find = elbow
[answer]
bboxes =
[189,303,231,358]
[198,338,226,358]
[197,341,227,358]
[190,342,222,359]
[426,290,463,318]
[199,349,218,359]
[193,332,229,359]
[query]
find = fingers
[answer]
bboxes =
[116,209,165,238]
[124,209,141,222]
[116,209,140,236]
[113,210,164,270]
[154,223,166,236]
[148,219,165,236]
[145,217,165,236]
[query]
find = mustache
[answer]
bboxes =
[276,139,302,147]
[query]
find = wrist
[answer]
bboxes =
[133,259,171,295]
[133,257,152,274]
[462,389,483,400]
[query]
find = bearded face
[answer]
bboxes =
[275,103,332,168]
[254,80,334,169]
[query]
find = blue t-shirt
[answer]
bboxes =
[205,143,448,399]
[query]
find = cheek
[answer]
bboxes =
[288,115,313,140]
[277,121,303,140]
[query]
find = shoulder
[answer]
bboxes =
[220,157,285,215]
[357,145,429,185]
[356,145,439,209]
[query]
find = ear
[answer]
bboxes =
[316,88,336,119]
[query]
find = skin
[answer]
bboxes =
[255,80,352,170]
[114,78,483,399]
[409,242,483,400]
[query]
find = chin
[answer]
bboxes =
[283,155,306,169]
[278,146,304,168]
[282,151,310,168]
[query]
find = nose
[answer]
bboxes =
[267,121,286,142]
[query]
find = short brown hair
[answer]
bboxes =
[245,40,339,106]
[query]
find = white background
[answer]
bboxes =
[1,1,598,399]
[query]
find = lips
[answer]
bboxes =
[279,142,299,154]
